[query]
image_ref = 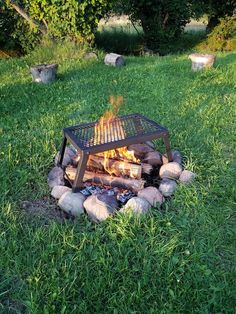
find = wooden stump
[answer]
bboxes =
[104,53,125,67]
[30,64,58,83]
[189,54,215,71]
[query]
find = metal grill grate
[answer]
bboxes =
[66,114,167,150]
[59,113,172,191]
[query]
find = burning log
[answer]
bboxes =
[73,155,153,178]
[87,155,142,179]
[65,167,145,193]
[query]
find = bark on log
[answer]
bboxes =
[104,53,125,67]
[65,167,145,193]
[30,64,58,83]
[72,154,153,177]
[87,155,142,179]
[188,54,215,71]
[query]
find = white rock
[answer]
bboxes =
[159,162,182,180]
[84,193,117,222]
[51,186,71,199]
[159,178,177,197]
[47,167,65,188]
[121,197,151,215]
[58,191,85,216]
[179,170,196,185]
[138,186,164,206]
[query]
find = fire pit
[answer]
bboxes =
[57,113,173,192]
[47,104,196,221]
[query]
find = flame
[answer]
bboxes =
[94,96,140,176]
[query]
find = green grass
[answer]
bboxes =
[0,47,236,313]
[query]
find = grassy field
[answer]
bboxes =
[0,47,236,313]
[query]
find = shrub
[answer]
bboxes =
[197,14,236,51]
[1,0,111,52]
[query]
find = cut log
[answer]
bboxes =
[104,53,125,67]
[87,155,142,179]
[65,167,145,193]
[188,54,215,71]
[30,64,58,83]
[72,154,152,178]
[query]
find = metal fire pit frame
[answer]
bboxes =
[58,113,173,192]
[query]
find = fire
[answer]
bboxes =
[94,96,140,177]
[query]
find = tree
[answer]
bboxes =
[113,0,192,52]
[191,0,236,30]
[1,0,111,51]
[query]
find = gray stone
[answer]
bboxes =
[120,197,151,215]
[128,143,154,159]
[51,185,71,199]
[159,162,182,180]
[162,150,182,165]
[145,141,155,149]
[138,186,164,206]
[179,170,196,185]
[54,146,76,167]
[84,192,118,222]
[142,47,154,56]
[159,178,177,197]
[143,151,162,166]
[84,52,98,60]
[47,167,65,188]
[58,191,85,216]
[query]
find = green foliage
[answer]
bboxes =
[191,0,236,30]
[26,38,91,64]
[197,14,236,51]
[0,51,236,312]
[112,0,192,52]
[0,8,18,49]
[1,0,111,52]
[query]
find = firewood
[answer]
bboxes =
[104,53,125,67]
[65,167,145,193]
[87,155,142,179]
[72,155,152,178]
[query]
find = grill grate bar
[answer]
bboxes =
[59,113,173,191]
[65,114,167,150]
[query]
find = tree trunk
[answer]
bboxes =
[207,16,220,32]
[9,1,46,34]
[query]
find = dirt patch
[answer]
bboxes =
[20,197,72,223]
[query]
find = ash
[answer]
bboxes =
[80,183,135,204]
